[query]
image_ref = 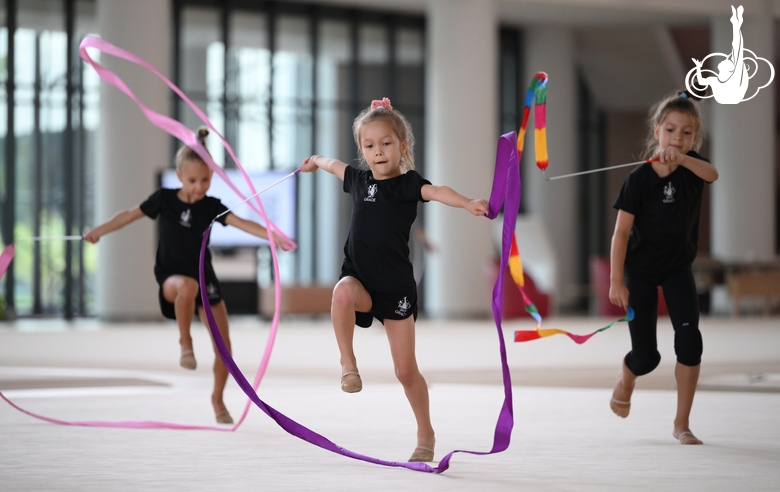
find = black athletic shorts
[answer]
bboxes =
[157,275,224,320]
[350,282,418,328]
[340,256,418,327]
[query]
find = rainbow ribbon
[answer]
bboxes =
[510,72,633,343]
[518,72,549,172]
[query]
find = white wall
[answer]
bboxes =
[95,0,171,320]
[523,27,579,310]
[425,0,497,317]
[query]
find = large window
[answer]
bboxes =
[174,2,425,288]
[1,0,97,319]
[0,0,424,318]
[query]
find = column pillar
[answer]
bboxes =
[425,0,497,318]
[95,0,171,320]
[523,27,579,311]
[710,1,776,262]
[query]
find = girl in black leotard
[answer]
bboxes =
[609,92,718,445]
[85,128,295,424]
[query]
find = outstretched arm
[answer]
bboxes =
[224,213,296,251]
[300,155,347,181]
[609,210,634,311]
[655,147,719,182]
[421,184,488,216]
[84,207,146,243]
[680,154,719,182]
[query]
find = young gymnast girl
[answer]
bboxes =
[85,127,295,424]
[300,98,488,462]
[609,92,718,445]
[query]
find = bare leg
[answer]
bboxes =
[384,317,435,461]
[330,277,372,390]
[610,361,637,418]
[673,362,703,444]
[197,302,232,423]
[162,275,199,369]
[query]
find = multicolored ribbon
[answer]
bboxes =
[517,72,548,172]
[510,72,633,343]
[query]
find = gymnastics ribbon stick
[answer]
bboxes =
[543,157,660,181]
[196,133,521,473]
[18,236,84,241]
[212,169,300,224]
[510,72,633,343]
[523,71,656,182]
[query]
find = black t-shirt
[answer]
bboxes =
[139,188,229,285]
[613,150,711,274]
[342,166,431,292]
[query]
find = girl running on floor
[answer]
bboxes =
[300,98,488,462]
[609,91,718,445]
[84,127,295,424]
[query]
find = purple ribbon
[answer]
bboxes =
[198,132,520,473]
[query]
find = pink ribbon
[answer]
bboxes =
[0,36,295,432]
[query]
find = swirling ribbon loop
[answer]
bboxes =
[0,35,295,432]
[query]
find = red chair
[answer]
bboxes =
[589,256,667,316]
[484,259,550,320]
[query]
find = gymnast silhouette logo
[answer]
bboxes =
[685,5,774,104]
[179,209,192,227]
[395,296,411,316]
[364,184,378,202]
[207,282,218,299]
[663,182,676,204]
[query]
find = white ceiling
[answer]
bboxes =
[287,0,780,25]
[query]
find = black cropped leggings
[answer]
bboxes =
[624,267,703,376]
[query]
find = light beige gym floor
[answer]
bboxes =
[1,315,778,491]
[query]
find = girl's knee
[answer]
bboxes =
[332,281,358,309]
[674,326,702,366]
[625,350,661,376]
[177,278,200,299]
[394,365,420,387]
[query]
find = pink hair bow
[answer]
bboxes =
[371,97,393,110]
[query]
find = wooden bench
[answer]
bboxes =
[260,285,334,316]
[727,270,780,316]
